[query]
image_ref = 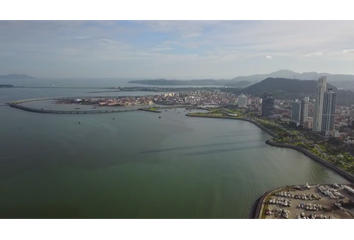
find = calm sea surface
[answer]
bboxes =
[0,79,349,218]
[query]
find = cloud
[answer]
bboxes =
[74,36,90,39]
[343,49,354,53]
[2,20,354,78]
[304,52,323,57]
[151,47,174,52]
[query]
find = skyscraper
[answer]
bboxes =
[313,76,327,132]
[261,92,274,117]
[291,99,302,126]
[300,97,309,126]
[321,89,336,137]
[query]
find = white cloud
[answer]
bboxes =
[343,49,354,53]
[304,52,323,57]
[266,55,273,59]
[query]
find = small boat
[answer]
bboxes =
[159,116,161,118]
[78,122,81,124]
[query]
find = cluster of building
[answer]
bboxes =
[71,90,241,107]
[288,77,337,138]
[241,76,354,140]
[73,96,154,106]
[153,90,238,106]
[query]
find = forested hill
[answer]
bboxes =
[241,78,337,95]
[239,78,354,106]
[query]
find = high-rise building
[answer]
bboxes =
[261,92,274,117]
[237,94,248,108]
[321,89,336,137]
[300,97,309,125]
[291,99,302,126]
[313,76,327,132]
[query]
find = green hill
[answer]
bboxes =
[238,78,354,106]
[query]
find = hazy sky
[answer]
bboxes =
[1,20,354,79]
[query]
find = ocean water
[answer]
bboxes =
[0,80,349,218]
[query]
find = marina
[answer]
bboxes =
[256,184,354,219]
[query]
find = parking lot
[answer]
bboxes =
[262,183,354,219]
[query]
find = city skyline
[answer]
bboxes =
[1,21,354,79]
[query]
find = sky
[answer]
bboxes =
[1,20,354,79]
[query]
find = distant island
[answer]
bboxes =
[128,79,252,87]
[0,84,14,88]
[0,74,36,80]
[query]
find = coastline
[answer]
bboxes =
[185,114,277,137]
[266,140,354,183]
[185,113,354,183]
[186,114,354,219]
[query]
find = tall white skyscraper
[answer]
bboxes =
[312,76,327,132]
[291,99,302,126]
[321,89,336,137]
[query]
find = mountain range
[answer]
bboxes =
[231,69,354,82]
[129,70,354,89]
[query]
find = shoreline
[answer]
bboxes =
[185,114,277,137]
[185,113,354,183]
[185,114,354,218]
[266,140,354,183]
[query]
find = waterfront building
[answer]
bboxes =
[291,99,302,126]
[321,89,336,137]
[237,94,248,108]
[300,97,309,125]
[261,92,274,117]
[313,76,327,132]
